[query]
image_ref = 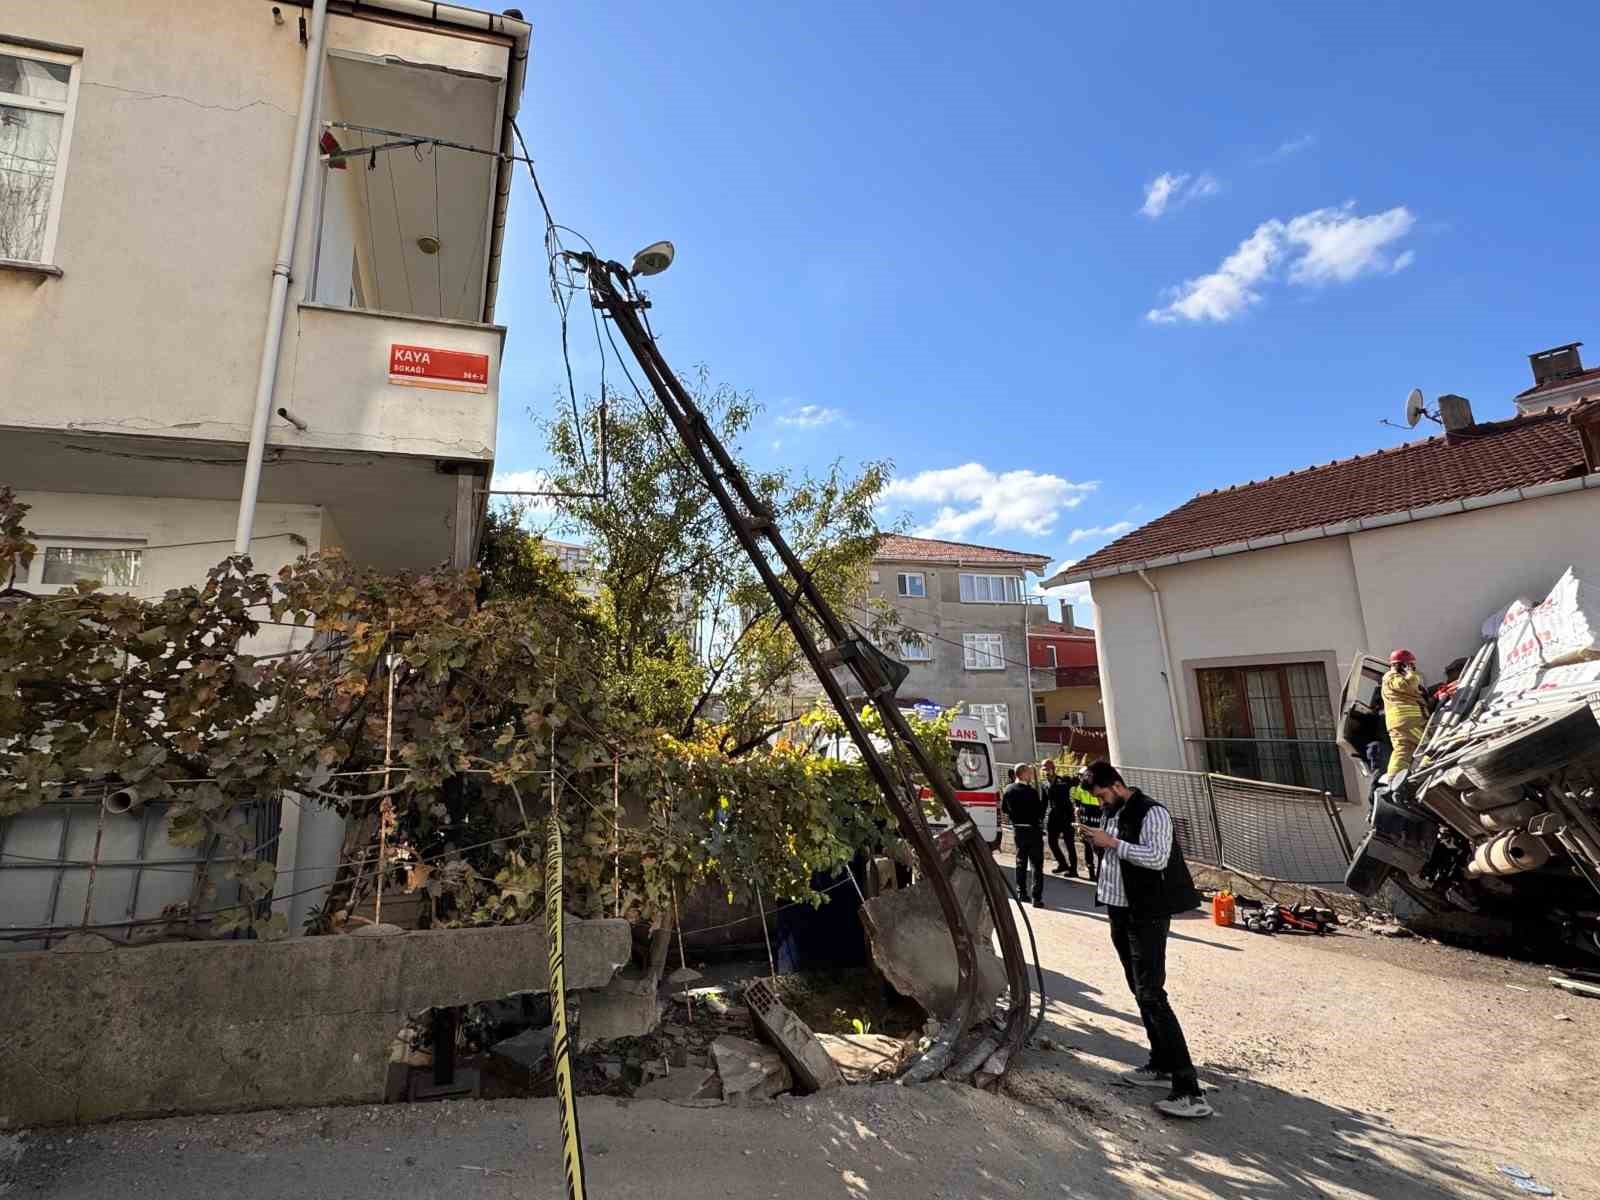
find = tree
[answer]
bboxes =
[542,370,910,755]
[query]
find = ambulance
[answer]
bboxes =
[814,712,1002,848]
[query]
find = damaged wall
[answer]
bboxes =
[0,920,630,1126]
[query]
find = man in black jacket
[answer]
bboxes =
[1001,763,1046,907]
[1042,760,1078,876]
[1083,761,1212,1119]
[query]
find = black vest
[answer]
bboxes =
[1113,789,1201,916]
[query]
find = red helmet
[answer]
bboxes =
[1389,648,1416,666]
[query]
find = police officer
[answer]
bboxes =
[1074,773,1104,882]
[1002,764,1047,907]
[1043,760,1079,876]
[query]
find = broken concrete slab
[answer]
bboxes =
[744,979,842,1093]
[859,863,1007,1021]
[0,918,630,1126]
[577,978,663,1048]
[710,1035,792,1104]
[490,1027,553,1076]
[635,1067,721,1104]
[816,1033,907,1084]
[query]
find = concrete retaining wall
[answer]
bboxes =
[0,920,630,1126]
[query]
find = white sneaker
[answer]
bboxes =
[1154,1092,1214,1119]
[1121,1065,1172,1089]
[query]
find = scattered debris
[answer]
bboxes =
[815,1034,909,1084]
[709,1035,792,1104]
[1366,922,1415,939]
[634,1068,721,1104]
[488,1027,553,1077]
[745,979,843,1093]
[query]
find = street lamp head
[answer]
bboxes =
[630,240,675,277]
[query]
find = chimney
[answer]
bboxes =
[1437,394,1474,434]
[1529,343,1583,387]
[1061,602,1074,629]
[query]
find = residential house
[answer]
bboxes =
[1046,358,1600,812]
[1028,609,1107,754]
[540,536,599,600]
[868,534,1051,763]
[1513,342,1600,416]
[0,0,530,937]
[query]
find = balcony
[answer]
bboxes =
[278,302,501,462]
[1035,723,1108,753]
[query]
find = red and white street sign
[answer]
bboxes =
[387,344,490,393]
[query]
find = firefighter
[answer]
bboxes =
[1381,648,1428,776]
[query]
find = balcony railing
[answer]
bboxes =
[1185,736,1346,800]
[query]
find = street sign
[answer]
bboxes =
[388,344,490,393]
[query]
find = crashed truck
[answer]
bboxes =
[1340,567,1600,958]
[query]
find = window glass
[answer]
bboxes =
[899,636,930,661]
[897,572,925,598]
[0,54,71,104]
[42,547,142,588]
[950,743,993,790]
[0,103,62,262]
[959,575,974,602]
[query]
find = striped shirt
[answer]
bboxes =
[1095,798,1174,908]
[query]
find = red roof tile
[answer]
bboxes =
[1030,619,1096,639]
[875,533,1049,569]
[1063,409,1589,579]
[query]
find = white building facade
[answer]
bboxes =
[0,0,530,937]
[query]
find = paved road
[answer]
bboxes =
[4,868,1596,1199]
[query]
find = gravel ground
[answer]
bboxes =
[3,868,1596,1200]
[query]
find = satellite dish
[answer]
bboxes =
[1405,388,1426,428]
[630,240,675,277]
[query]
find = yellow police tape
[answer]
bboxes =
[545,815,588,1200]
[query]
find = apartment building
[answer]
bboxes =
[869,534,1051,763]
[1027,609,1107,754]
[0,0,529,935]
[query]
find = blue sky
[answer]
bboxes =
[492,2,1599,620]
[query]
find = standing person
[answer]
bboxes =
[1381,649,1428,776]
[1002,763,1046,907]
[1074,774,1103,882]
[1082,761,1211,1119]
[1042,760,1078,876]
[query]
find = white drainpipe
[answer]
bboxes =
[234,0,330,556]
[1137,568,1188,767]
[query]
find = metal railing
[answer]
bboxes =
[1185,736,1347,800]
[1119,765,1354,886]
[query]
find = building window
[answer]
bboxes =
[896,572,925,598]
[1042,644,1057,668]
[966,702,1010,742]
[958,573,1023,603]
[1195,662,1343,797]
[21,539,144,593]
[1063,710,1086,727]
[1033,699,1048,726]
[962,632,1005,671]
[898,636,931,662]
[0,43,80,266]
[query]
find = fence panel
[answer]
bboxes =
[1208,773,1351,885]
[1118,766,1223,870]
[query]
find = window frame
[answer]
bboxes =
[0,39,82,268]
[17,536,145,595]
[966,702,1010,742]
[958,572,1023,604]
[898,635,931,662]
[895,571,926,598]
[1042,644,1058,668]
[962,632,1005,671]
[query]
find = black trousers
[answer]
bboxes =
[1013,828,1044,902]
[1047,821,1078,873]
[1108,906,1199,1096]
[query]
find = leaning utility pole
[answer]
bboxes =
[568,251,1032,1081]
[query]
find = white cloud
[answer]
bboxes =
[1272,133,1316,158]
[488,468,557,520]
[1034,560,1095,627]
[1147,202,1416,324]
[1067,521,1135,545]
[777,404,842,428]
[770,438,784,452]
[1283,204,1417,285]
[1139,171,1221,219]
[883,463,1097,540]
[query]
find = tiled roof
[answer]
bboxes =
[1515,364,1600,399]
[1060,408,1591,581]
[875,533,1050,569]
